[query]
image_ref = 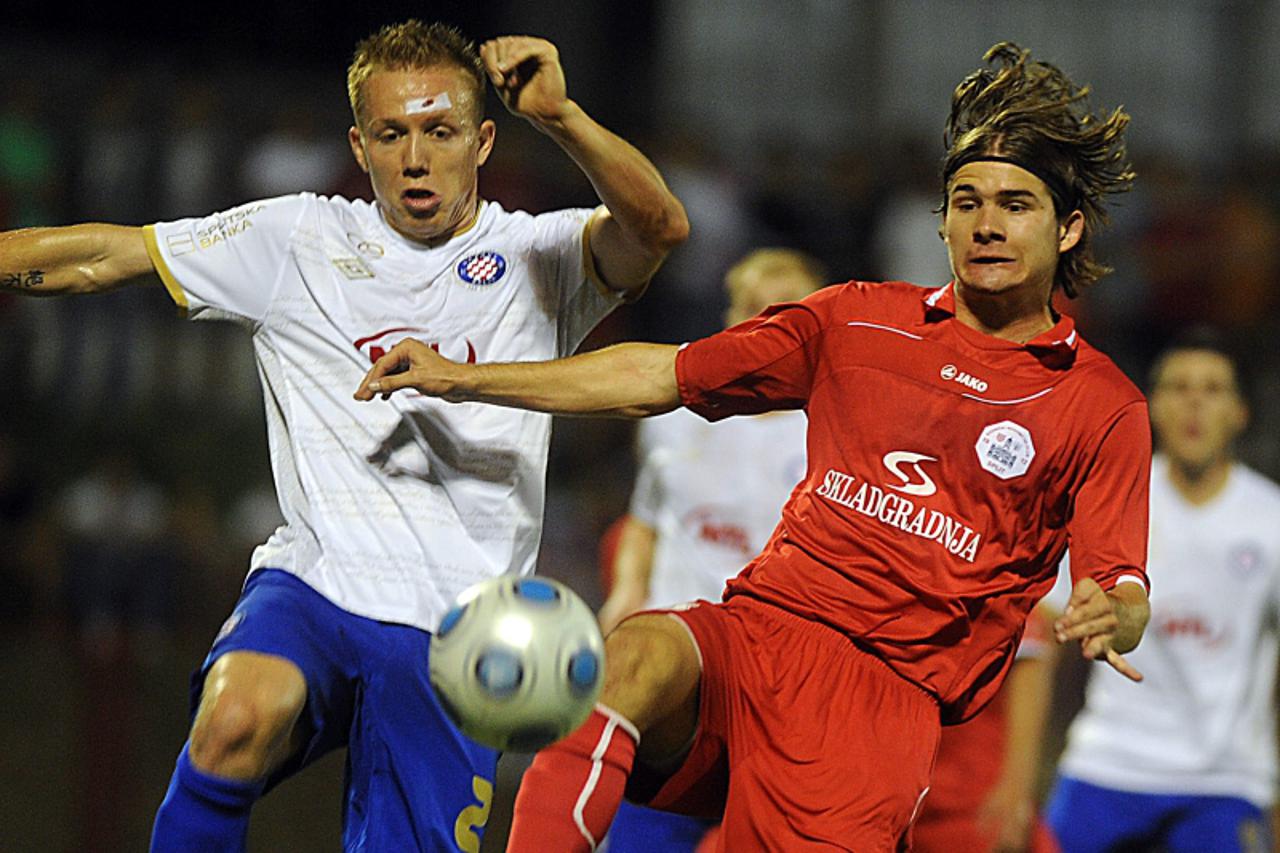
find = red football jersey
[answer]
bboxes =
[675,281,1150,722]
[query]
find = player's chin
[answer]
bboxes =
[392,211,447,241]
[960,269,1020,293]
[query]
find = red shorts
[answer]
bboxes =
[638,596,941,852]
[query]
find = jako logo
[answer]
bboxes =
[940,364,988,392]
[882,451,938,497]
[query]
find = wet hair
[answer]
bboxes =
[348,20,486,126]
[942,43,1134,298]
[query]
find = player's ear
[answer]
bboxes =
[349,126,370,174]
[1057,209,1084,254]
[476,119,496,167]
[1230,395,1250,436]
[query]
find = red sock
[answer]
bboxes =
[507,704,640,852]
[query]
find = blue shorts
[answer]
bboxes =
[1045,775,1271,853]
[606,800,716,852]
[192,569,498,852]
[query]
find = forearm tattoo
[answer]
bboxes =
[1,270,44,290]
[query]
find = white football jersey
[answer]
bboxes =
[145,194,621,631]
[1057,455,1280,805]
[630,408,808,608]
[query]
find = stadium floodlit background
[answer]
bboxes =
[2,0,1278,849]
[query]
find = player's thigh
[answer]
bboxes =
[602,612,701,763]
[345,619,498,853]
[651,598,937,850]
[722,644,937,850]
[1166,796,1271,853]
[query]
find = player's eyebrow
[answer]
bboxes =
[950,183,1041,202]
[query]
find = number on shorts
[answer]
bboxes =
[453,775,493,853]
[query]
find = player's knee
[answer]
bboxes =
[602,615,698,723]
[189,659,306,777]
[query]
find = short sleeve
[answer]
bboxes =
[145,194,310,324]
[675,292,832,422]
[1066,400,1152,593]
[527,206,623,355]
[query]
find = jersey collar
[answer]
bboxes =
[921,283,1079,354]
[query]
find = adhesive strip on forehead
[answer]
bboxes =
[404,92,453,115]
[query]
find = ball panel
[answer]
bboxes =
[475,648,524,698]
[437,603,466,639]
[567,648,601,693]
[513,577,561,604]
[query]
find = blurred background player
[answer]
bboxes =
[913,605,1058,853]
[1045,329,1280,853]
[598,248,822,852]
[0,20,687,852]
[355,42,1153,851]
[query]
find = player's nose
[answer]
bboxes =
[972,209,1004,242]
[403,134,430,175]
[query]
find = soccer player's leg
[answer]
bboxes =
[1165,795,1271,853]
[150,651,305,853]
[150,569,357,853]
[341,618,499,852]
[641,597,937,851]
[507,611,702,852]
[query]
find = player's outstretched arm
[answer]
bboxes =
[0,225,159,295]
[1053,577,1149,681]
[354,338,681,418]
[480,36,689,293]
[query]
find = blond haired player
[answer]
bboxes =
[0,20,686,852]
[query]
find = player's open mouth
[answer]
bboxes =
[971,256,1014,264]
[402,189,440,215]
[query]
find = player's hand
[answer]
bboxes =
[353,339,462,401]
[1053,578,1144,682]
[480,36,570,126]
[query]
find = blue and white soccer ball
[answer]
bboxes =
[430,575,605,751]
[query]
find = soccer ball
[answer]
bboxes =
[430,575,605,752]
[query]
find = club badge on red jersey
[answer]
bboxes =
[975,421,1035,480]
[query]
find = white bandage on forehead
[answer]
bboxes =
[404,92,452,115]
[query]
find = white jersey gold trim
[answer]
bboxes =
[150,194,623,632]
